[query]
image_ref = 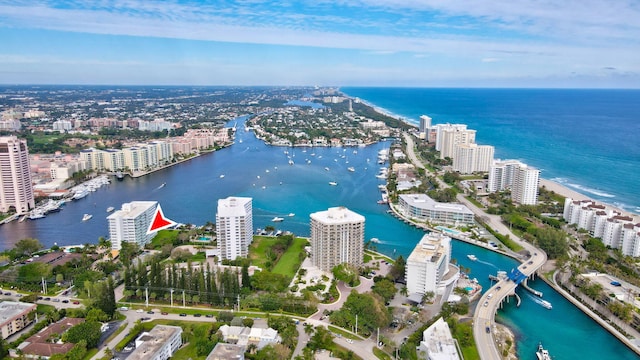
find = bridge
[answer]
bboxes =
[473,241,547,360]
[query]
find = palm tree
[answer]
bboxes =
[400,286,408,297]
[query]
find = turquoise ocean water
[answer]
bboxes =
[0,89,638,359]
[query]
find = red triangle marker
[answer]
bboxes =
[147,204,177,234]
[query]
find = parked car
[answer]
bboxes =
[179,313,187,317]
[161,312,168,315]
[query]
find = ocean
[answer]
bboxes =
[342,88,640,214]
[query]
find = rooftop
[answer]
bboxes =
[400,194,473,215]
[206,343,245,360]
[128,325,182,360]
[407,233,450,264]
[107,201,157,220]
[0,301,37,325]
[310,206,365,225]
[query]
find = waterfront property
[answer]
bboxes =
[418,317,461,360]
[216,196,254,261]
[406,233,459,302]
[0,301,36,339]
[0,136,35,215]
[128,325,183,360]
[397,194,474,226]
[310,206,365,272]
[108,201,158,250]
[488,159,540,205]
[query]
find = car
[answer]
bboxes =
[44,297,51,301]
[52,298,60,302]
[161,312,168,315]
[147,310,154,314]
[120,307,129,311]
[73,301,80,304]
[206,314,214,318]
[37,296,43,300]
[16,294,23,297]
[496,286,502,291]
[62,300,69,303]
[483,301,489,307]
[3,292,10,296]
[523,266,527,269]
[136,309,144,313]
[193,313,202,317]
[141,317,151,321]
[486,326,491,333]
[179,313,187,317]
[528,260,533,264]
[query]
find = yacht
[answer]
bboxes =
[467,255,478,261]
[540,300,552,310]
[219,174,225,178]
[73,188,89,200]
[29,211,46,220]
[159,182,166,188]
[288,213,295,217]
[288,159,294,165]
[272,217,284,222]
[82,214,93,221]
[329,181,338,186]
[370,238,381,244]
[347,167,355,172]
[106,206,115,213]
[536,343,551,360]
[324,167,330,171]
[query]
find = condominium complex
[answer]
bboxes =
[0,301,37,339]
[418,317,461,360]
[310,206,365,272]
[81,141,173,173]
[0,136,35,214]
[406,233,458,297]
[419,115,432,138]
[488,159,540,205]
[398,194,474,226]
[511,164,540,205]
[216,197,253,261]
[452,143,495,174]
[128,325,183,360]
[563,198,640,257]
[108,201,158,250]
[438,127,477,160]
[433,124,468,152]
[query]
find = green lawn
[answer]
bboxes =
[249,236,277,269]
[149,230,180,249]
[271,237,307,278]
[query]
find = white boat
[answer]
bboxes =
[272,217,284,222]
[29,211,45,220]
[540,300,552,309]
[467,255,478,261]
[329,181,338,186]
[73,188,89,200]
[347,167,355,172]
[159,182,166,188]
[220,174,225,178]
[106,206,115,212]
[324,167,330,171]
[288,159,294,165]
[288,213,295,217]
[82,214,93,221]
[370,238,381,244]
[536,343,551,360]
[18,215,27,222]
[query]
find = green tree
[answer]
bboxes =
[18,262,51,283]
[371,277,397,303]
[63,321,102,348]
[13,238,43,257]
[388,255,405,282]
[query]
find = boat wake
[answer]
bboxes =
[476,259,498,269]
[525,293,552,309]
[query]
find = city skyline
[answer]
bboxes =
[1,0,638,88]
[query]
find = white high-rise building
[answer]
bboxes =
[488,159,526,193]
[310,206,365,272]
[406,233,456,297]
[108,201,158,250]
[0,136,34,215]
[434,124,467,152]
[216,197,253,261]
[419,115,432,136]
[511,165,540,205]
[439,128,476,159]
[452,144,494,174]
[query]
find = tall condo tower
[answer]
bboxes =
[511,165,540,205]
[216,197,253,260]
[108,201,158,250]
[310,206,365,272]
[0,136,34,215]
[419,115,432,136]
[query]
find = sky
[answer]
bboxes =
[0,0,639,87]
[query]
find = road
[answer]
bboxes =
[403,131,548,360]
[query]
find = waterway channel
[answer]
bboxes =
[0,117,636,359]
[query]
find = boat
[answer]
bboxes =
[159,182,166,188]
[106,206,115,212]
[272,217,284,222]
[324,167,330,171]
[220,174,225,178]
[329,181,338,186]
[467,255,478,261]
[288,213,295,217]
[540,300,552,310]
[288,159,294,165]
[82,214,93,221]
[115,171,124,181]
[72,188,89,200]
[347,167,355,172]
[18,215,27,222]
[370,238,381,244]
[536,343,551,360]
[28,211,45,220]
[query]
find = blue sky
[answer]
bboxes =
[0,0,638,87]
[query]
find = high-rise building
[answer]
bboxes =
[108,201,158,250]
[310,206,365,272]
[406,233,456,297]
[433,124,468,152]
[419,115,432,136]
[438,128,476,159]
[487,159,523,193]
[216,197,253,261]
[511,165,540,205]
[452,143,494,174]
[0,136,35,214]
